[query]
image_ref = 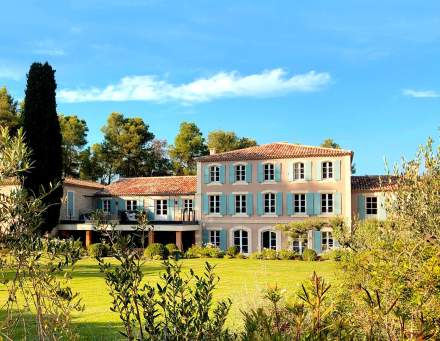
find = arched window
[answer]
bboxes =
[261,230,277,250]
[233,229,249,253]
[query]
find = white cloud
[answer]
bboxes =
[58,69,331,104]
[32,40,65,56]
[403,89,440,98]
[0,66,23,81]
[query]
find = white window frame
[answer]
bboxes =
[126,199,138,211]
[293,193,306,214]
[156,199,168,216]
[321,230,334,252]
[366,196,378,215]
[235,164,246,182]
[66,191,75,217]
[184,198,193,211]
[208,194,220,214]
[321,193,334,214]
[210,165,220,182]
[209,230,220,247]
[232,228,250,254]
[264,192,276,214]
[103,199,111,213]
[293,162,305,180]
[235,194,247,214]
[322,161,333,180]
[291,235,308,254]
[261,230,277,250]
[263,163,275,181]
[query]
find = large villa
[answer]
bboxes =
[43,142,397,255]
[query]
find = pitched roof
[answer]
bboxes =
[64,178,105,190]
[97,176,196,196]
[351,175,399,192]
[196,143,353,162]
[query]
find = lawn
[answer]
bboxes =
[1,258,339,340]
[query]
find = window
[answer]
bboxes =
[235,164,246,182]
[234,229,249,253]
[322,162,333,179]
[126,200,137,211]
[209,230,220,247]
[292,236,308,254]
[321,231,334,252]
[293,162,304,180]
[293,193,306,214]
[366,197,378,215]
[261,230,277,250]
[209,195,220,214]
[321,193,333,213]
[103,199,111,213]
[234,194,247,214]
[264,193,276,214]
[210,165,220,182]
[264,163,275,181]
[184,199,193,211]
[156,199,168,216]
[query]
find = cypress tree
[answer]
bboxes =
[23,62,63,233]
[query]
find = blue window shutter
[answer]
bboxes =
[312,230,322,254]
[334,192,341,215]
[220,194,227,215]
[110,198,116,215]
[316,161,322,181]
[167,199,173,220]
[257,162,264,183]
[334,160,341,181]
[287,161,293,181]
[118,198,125,212]
[204,166,210,184]
[305,160,312,181]
[220,165,226,184]
[314,193,321,215]
[229,164,235,184]
[306,193,314,215]
[220,229,228,250]
[97,199,103,210]
[275,163,282,182]
[358,194,366,219]
[228,194,235,215]
[286,192,293,215]
[246,163,252,183]
[276,192,283,216]
[247,193,253,216]
[177,197,182,209]
[137,198,144,211]
[378,194,387,220]
[202,229,210,245]
[67,192,74,216]
[257,192,263,216]
[203,194,209,215]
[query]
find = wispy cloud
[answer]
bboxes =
[58,69,331,104]
[403,89,440,98]
[0,66,23,81]
[32,40,65,56]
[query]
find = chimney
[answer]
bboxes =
[209,148,217,155]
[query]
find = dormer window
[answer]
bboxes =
[293,162,305,180]
[322,162,333,179]
[264,163,275,181]
[210,165,220,182]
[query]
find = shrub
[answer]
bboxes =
[250,252,263,259]
[165,243,181,258]
[236,253,247,259]
[261,248,278,260]
[226,246,239,257]
[144,243,168,260]
[320,248,345,261]
[302,248,317,261]
[87,243,109,257]
[278,249,296,260]
[185,244,204,258]
[202,245,224,258]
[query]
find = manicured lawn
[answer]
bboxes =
[0,258,339,340]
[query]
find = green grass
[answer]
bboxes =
[0,258,339,340]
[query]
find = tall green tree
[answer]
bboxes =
[169,122,208,175]
[59,114,88,177]
[320,138,356,174]
[207,130,257,153]
[22,62,63,233]
[0,86,20,129]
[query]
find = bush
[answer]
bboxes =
[87,243,109,257]
[261,248,278,260]
[249,251,263,259]
[320,248,346,261]
[185,244,204,258]
[302,248,317,261]
[236,253,247,259]
[226,246,239,257]
[278,249,296,260]
[202,245,224,258]
[165,243,181,258]
[144,243,168,260]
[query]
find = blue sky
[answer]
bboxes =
[1,0,439,175]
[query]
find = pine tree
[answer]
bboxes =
[22,62,63,233]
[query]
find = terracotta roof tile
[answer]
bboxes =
[196,143,353,162]
[351,175,398,192]
[98,176,196,196]
[64,178,105,190]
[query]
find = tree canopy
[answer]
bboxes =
[0,86,20,129]
[207,130,257,153]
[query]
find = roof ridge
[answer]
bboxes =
[116,175,196,181]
